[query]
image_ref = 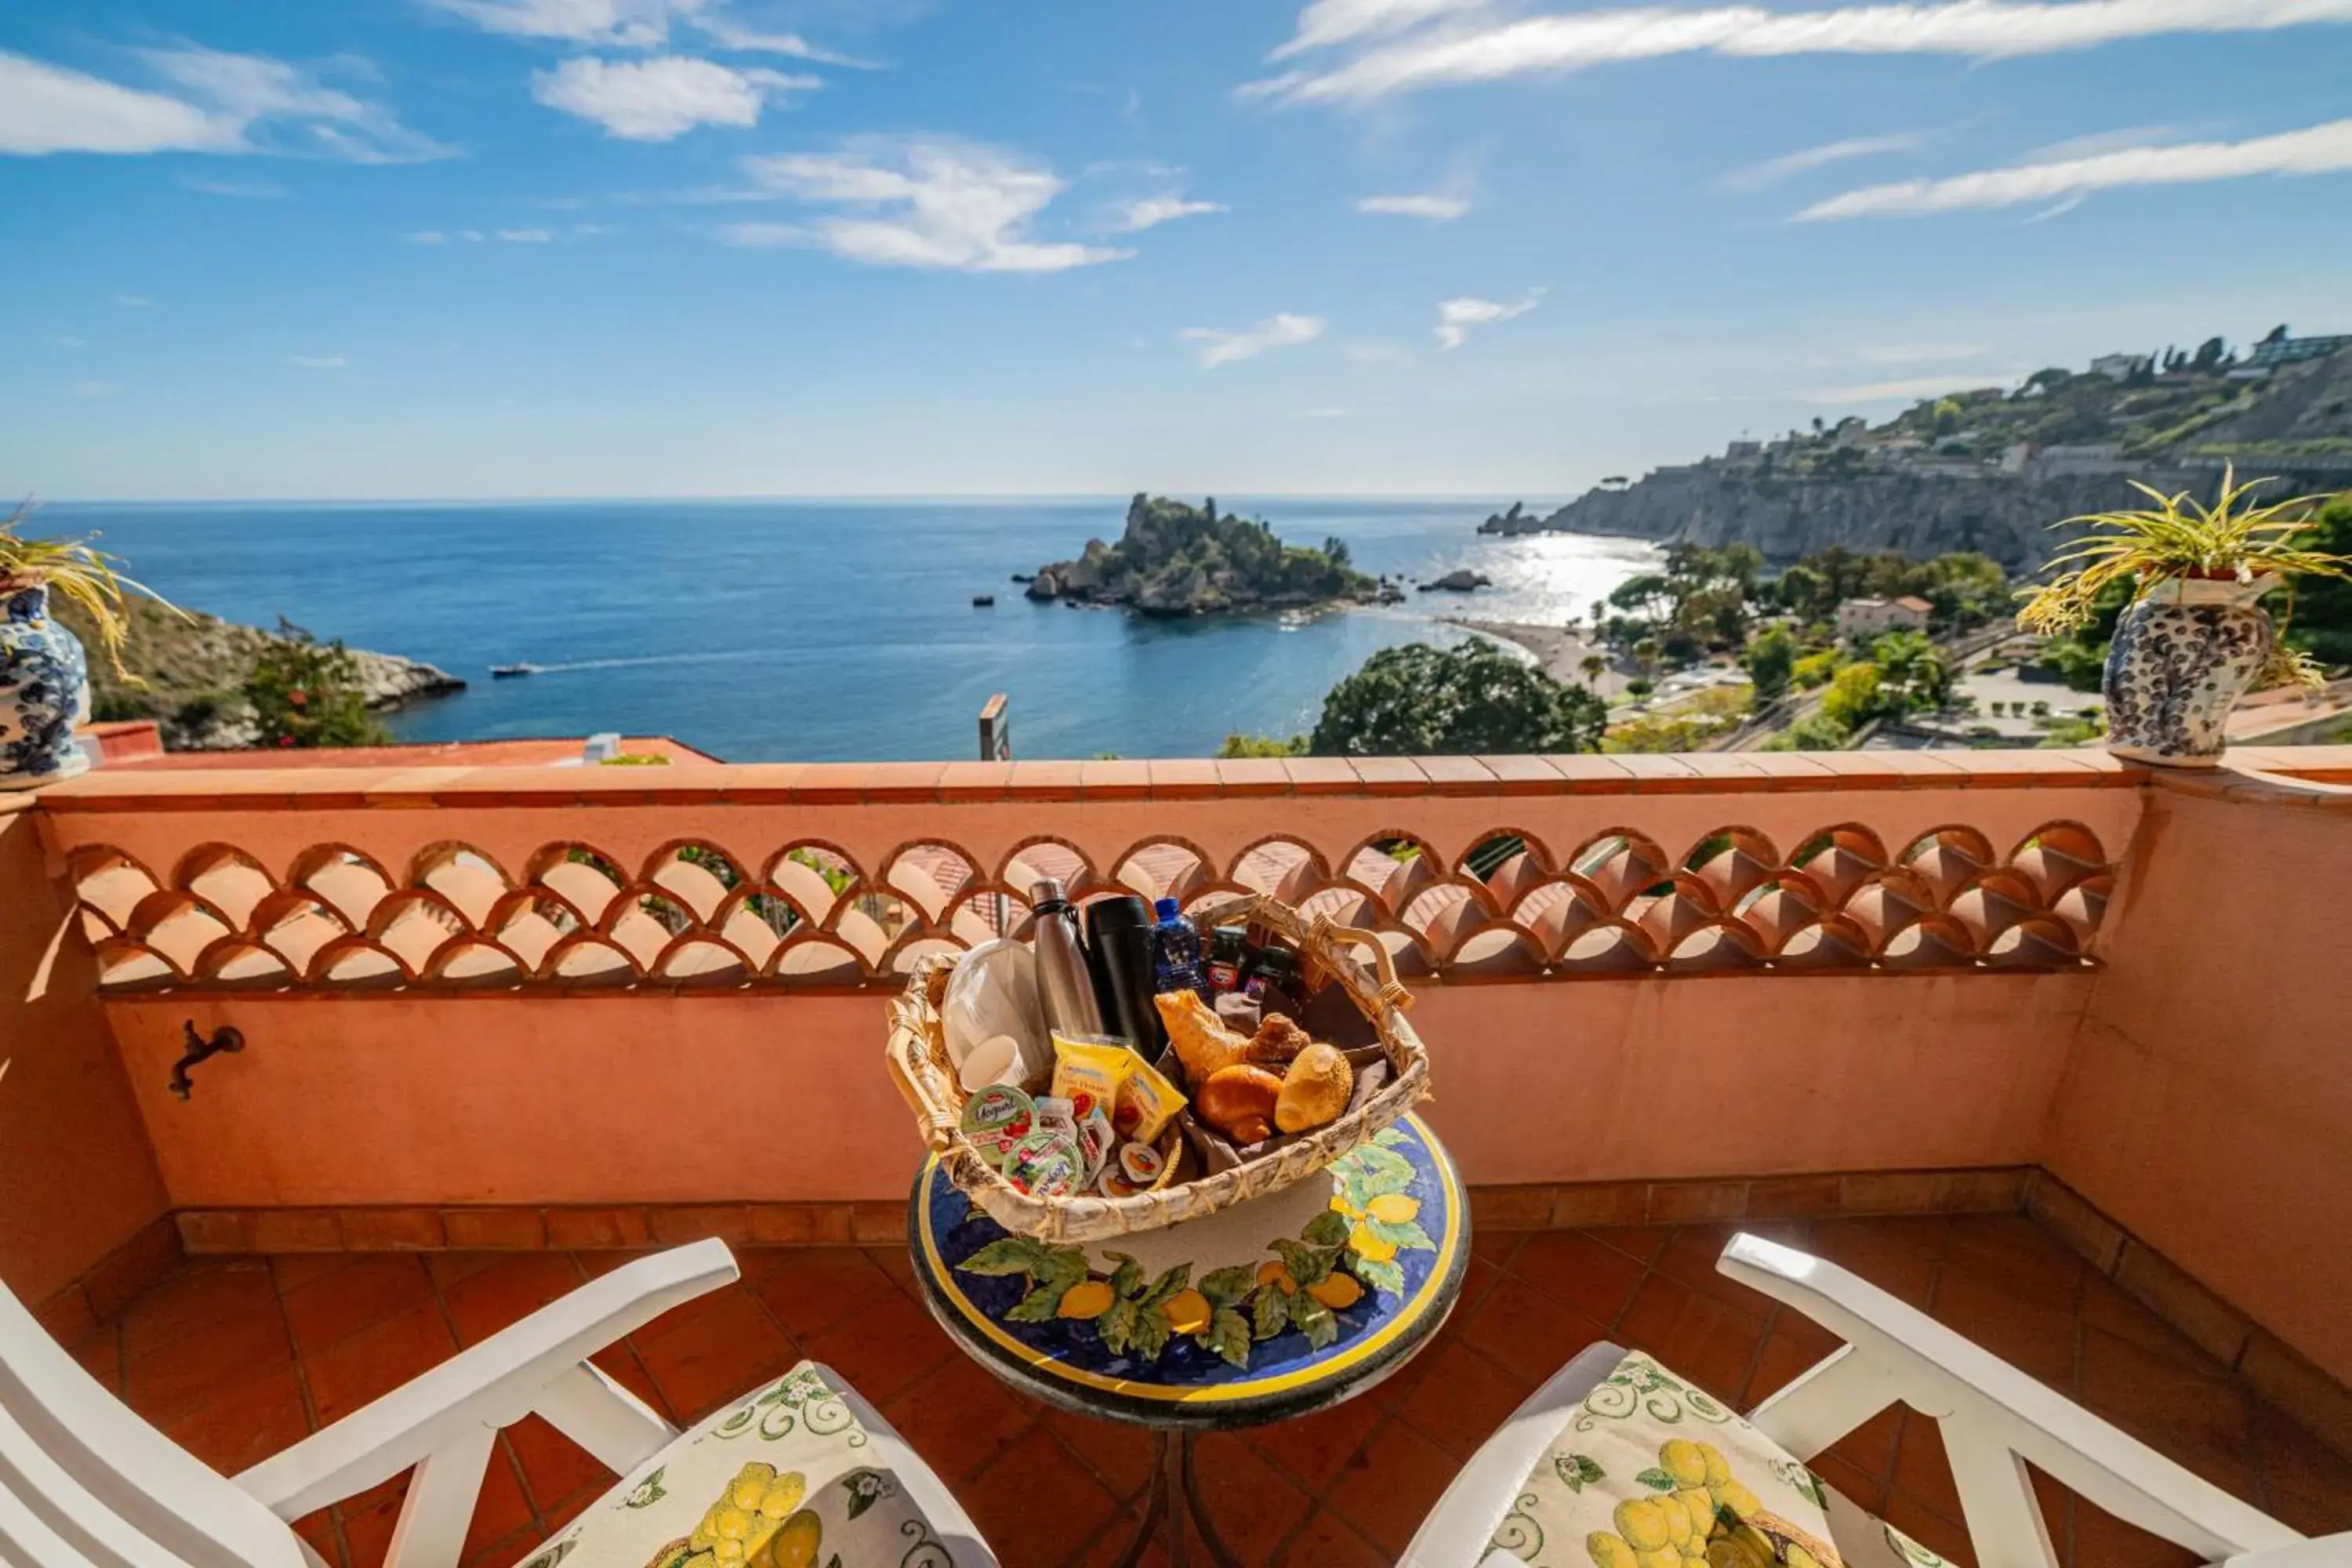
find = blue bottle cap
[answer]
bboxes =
[1153,897,1181,921]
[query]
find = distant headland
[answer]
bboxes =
[1023,493,1394,615]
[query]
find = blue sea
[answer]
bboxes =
[33,499,1660,761]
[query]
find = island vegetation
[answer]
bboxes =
[1028,494,1379,615]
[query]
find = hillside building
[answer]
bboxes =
[1836,595,1933,639]
[2248,332,2352,369]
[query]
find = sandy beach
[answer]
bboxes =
[1446,618,1635,698]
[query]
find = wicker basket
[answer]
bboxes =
[884,892,1431,1243]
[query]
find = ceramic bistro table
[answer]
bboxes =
[907,1112,1469,1566]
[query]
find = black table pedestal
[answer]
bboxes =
[1108,1428,1243,1568]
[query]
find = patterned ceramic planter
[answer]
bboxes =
[0,580,93,789]
[2102,574,2278,767]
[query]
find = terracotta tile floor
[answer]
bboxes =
[68,1215,2352,1568]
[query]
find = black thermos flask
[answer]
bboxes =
[1083,894,1161,1053]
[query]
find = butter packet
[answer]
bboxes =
[1112,1051,1188,1143]
[1051,1032,1133,1125]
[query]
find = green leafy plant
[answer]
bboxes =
[243,621,389,748]
[0,499,181,678]
[1214,731,1307,757]
[2018,469,2352,690]
[1310,641,1605,757]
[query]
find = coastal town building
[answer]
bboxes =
[2248,332,2352,368]
[2088,351,2151,379]
[1835,593,1933,639]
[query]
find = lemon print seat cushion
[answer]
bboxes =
[513,1362,967,1568]
[1484,1350,1947,1568]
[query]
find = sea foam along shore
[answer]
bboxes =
[1442,618,1638,700]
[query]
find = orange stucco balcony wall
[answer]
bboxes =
[5,745,2351,1400]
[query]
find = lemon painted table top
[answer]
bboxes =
[906,1112,1468,1428]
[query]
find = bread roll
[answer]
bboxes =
[1275,1042,1353,1134]
[1246,1013,1313,1065]
[1196,1064,1283,1145]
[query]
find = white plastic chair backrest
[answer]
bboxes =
[0,1276,307,1568]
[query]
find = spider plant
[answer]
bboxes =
[2017,466,2352,640]
[0,498,181,678]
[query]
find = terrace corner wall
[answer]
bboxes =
[0,801,169,1311]
[2048,772,2352,1387]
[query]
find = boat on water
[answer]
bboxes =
[490,663,541,678]
[972,594,996,607]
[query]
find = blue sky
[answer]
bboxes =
[5,0,2350,500]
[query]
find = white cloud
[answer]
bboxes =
[1253,0,2352,104]
[409,224,606,243]
[532,56,816,140]
[2024,124,2186,162]
[113,294,152,308]
[1721,132,1921,191]
[1434,291,1541,350]
[1269,0,1493,60]
[0,46,448,162]
[1793,372,2013,403]
[0,53,227,155]
[1857,342,1985,363]
[431,0,671,47]
[143,45,452,162]
[288,354,347,368]
[1797,117,2352,219]
[1182,314,1327,368]
[1356,191,1471,220]
[427,0,862,63]
[180,174,288,198]
[721,136,1130,273]
[1107,194,1226,232]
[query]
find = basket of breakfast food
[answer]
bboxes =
[884,882,1430,1243]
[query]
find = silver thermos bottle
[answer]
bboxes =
[1029,878,1105,1038]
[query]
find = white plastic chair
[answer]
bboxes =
[1406,1232,2345,1568]
[0,1239,995,1568]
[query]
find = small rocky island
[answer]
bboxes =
[1026,494,1381,615]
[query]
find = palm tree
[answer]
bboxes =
[1580,654,1606,689]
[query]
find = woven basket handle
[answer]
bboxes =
[1309,915,1413,1012]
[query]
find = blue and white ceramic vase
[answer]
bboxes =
[0,581,93,789]
[2101,574,2277,767]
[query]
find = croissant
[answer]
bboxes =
[1154,990,1250,1084]
[1197,1064,1283,1145]
[1276,1042,1353,1134]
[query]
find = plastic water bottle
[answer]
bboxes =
[1150,898,1209,999]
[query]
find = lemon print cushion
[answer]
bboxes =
[512,1363,962,1568]
[1486,1350,1848,1568]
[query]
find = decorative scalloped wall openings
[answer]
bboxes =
[67,822,2112,993]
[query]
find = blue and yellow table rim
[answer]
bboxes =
[907,1111,1470,1428]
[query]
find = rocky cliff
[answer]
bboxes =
[1029,494,1377,615]
[1536,339,2352,566]
[1539,466,2225,568]
[56,596,463,750]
